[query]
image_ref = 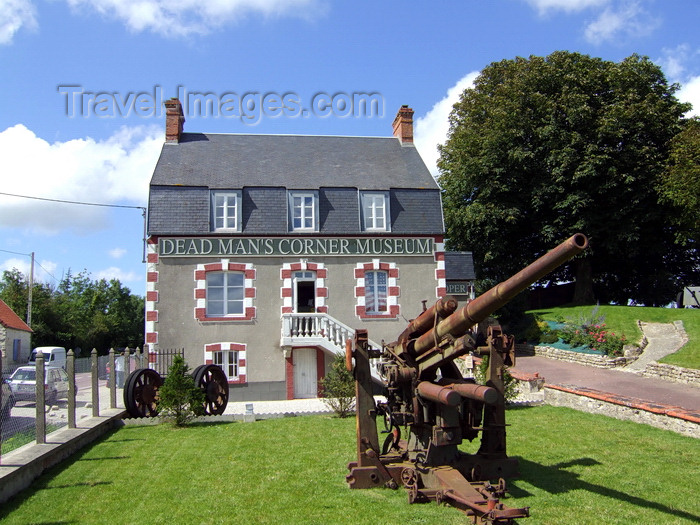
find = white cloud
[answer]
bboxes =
[678,75,700,118]
[658,44,692,80]
[583,1,659,44]
[0,124,161,234]
[414,72,479,177]
[93,266,141,283]
[0,0,37,44]
[109,248,127,259]
[655,44,700,117]
[1,256,59,284]
[525,0,609,15]
[63,0,324,37]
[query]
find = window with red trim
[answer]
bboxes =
[364,270,388,314]
[206,271,244,317]
[213,350,239,379]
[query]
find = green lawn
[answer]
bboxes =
[529,305,700,369]
[1,408,698,524]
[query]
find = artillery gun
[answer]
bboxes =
[345,233,588,524]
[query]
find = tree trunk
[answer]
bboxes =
[573,259,596,305]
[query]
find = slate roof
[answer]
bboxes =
[151,133,439,190]
[444,252,476,280]
[0,299,32,333]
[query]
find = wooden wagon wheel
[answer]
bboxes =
[123,369,162,418]
[192,365,229,415]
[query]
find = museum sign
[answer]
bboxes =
[158,236,435,257]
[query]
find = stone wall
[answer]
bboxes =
[531,344,636,368]
[640,362,700,386]
[544,386,699,438]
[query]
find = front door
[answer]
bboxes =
[293,348,317,398]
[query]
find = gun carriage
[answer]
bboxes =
[123,364,229,418]
[345,233,588,524]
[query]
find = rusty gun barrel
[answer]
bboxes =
[417,381,462,407]
[449,382,499,405]
[397,295,459,343]
[410,233,588,357]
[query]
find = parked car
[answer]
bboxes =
[1,378,15,419]
[8,366,73,405]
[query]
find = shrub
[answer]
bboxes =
[557,307,627,357]
[514,314,559,344]
[474,355,519,403]
[158,356,206,426]
[319,355,356,418]
[567,304,606,329]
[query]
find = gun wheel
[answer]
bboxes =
[124,369,162,418]
[192,365,229,415]
[401,467,417,487]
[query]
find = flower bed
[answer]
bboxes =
[532,306,628,357]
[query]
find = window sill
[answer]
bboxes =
[356,305,399,319]
[195,307,256,321]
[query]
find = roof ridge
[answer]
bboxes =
[180,132,397,139]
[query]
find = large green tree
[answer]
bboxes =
[658,117,700,245]
[438,51,694,305]
[0,269,59,344]
[54,271,145,353]
[0,269,144,352]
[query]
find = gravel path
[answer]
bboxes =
[223,397,331,416]
[623,321,687,371]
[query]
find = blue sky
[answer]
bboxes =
[1,0,699,297]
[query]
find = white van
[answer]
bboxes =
[28,347,67,369]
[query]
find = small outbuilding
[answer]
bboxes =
[0,299,33,367]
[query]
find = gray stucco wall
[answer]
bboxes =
[151,252,441,388]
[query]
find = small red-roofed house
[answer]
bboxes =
[0,299,33,366]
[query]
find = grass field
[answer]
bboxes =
[1,407,698,525]
[529,305,700,369]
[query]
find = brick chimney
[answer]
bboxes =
[164,98,185,143]
[392,105,414,144]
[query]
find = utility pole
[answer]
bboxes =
[27,251,34,327]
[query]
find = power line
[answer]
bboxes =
[0,248,31,257]
[0,249,59,283]
[0,191,146,211]
[35,262,59,283]
[0,191,148,262]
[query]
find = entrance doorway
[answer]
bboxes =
[293,348,317,398]
[294,271,316,313]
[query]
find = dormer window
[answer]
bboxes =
[211,191,242,231]
[361,192,390,232]
[288,191,318,232]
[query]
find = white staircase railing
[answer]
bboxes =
[281,313,355,351]
[280,313,382,358]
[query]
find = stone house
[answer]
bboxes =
[145,100,447,401]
